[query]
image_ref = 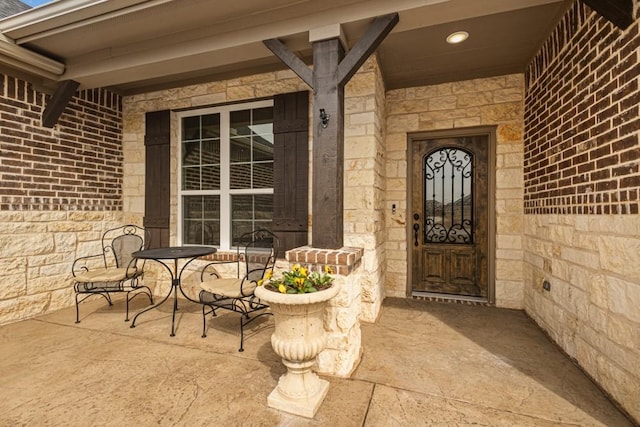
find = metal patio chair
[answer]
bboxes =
[72,224,154,323]
[199,229,278,352]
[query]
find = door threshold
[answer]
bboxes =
[412,291,490,306]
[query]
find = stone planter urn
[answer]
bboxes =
[255,282,340,418]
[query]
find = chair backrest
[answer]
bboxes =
[236,229,279,282]
[102,225,149,269]
[112,234,144,268]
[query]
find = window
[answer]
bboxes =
[178,100,274,249]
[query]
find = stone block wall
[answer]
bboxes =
[122,57,386,319]
[385,75,526,308]
[524,216,640,420]
[523,2,640,420]
[0,75,125,324]
[343,55,387,321]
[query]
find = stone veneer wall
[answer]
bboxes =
[122,56,387,318]
[385,74,526,308]
[0,74,126,324]
[523,2,640,421]
[343,56,387,321]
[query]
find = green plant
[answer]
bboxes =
[260,264,334,294]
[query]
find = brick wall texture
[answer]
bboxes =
[1,75,123,211]
[523,2,640,421]
[524,1,640,215]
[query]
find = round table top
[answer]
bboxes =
[132,246,216,260]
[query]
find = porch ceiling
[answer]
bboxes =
[0,0,571,95]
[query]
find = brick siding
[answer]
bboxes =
[524,1,640,215]
[0,75,123,211]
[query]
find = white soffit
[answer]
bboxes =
[0,0,568,91]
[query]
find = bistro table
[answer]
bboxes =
[130,246,216,336]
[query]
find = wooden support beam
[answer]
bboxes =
[263,38,314,88]
[312,38,345,249]
[42,79,79,128]
[582,0,634,29]
[338,13,398,87]
[264,13,398,249]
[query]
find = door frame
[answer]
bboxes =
[406,126,496,304]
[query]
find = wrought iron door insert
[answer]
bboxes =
[424,148,473,245]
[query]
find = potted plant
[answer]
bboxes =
[254,264,340,418]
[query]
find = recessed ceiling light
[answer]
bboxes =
[446,31,469,44]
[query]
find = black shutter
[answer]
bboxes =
[273,91,309,252]
[144,110,171,249]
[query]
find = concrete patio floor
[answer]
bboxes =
[0,296,634,426]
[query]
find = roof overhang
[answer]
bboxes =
[0,0,571,94]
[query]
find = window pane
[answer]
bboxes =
[232,195,252,219]
[201,165,220,190]
[202,114,220,139]
[230,137,251,163]
[255,194,273,220]
[183,196,202,219]
[230,163,251,189]
[182,116,200,141]
[253,107,273,129]
[183,196,220,245]
[232,222,254,244]
[231,194,273,243]
[253,162,273,188]
[230,109,251,136]
[202,195,220,218]
[182,141,200,166]
[182,167,200,190]
[183,220,220,245]
[253,135,273,162]
[202,140,220,165]
[202,221,220,245]
[183,220,199,244]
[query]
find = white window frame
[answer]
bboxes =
[177,99,274,250]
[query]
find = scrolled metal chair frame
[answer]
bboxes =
[198,229,278,352]
[72,224,154,323]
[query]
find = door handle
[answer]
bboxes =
[413,223,419,246]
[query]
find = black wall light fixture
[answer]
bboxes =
[319,108,330,128]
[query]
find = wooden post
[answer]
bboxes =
[264,13,399,249]
[312,38,345,249]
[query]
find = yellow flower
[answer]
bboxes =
[295,277,305,286]
[292,264,301,272]
[265,271,273,280]
[257,279,264,286]
[278,284,287,294]
[299,267,308,277]
[324,265,334,274]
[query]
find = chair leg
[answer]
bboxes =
[75,294,81,324]
[125,291,130,322]
[74,292,111,323]
[238,316,245,352]
[201,305,208,338]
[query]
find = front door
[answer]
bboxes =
[410,133,490,299]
